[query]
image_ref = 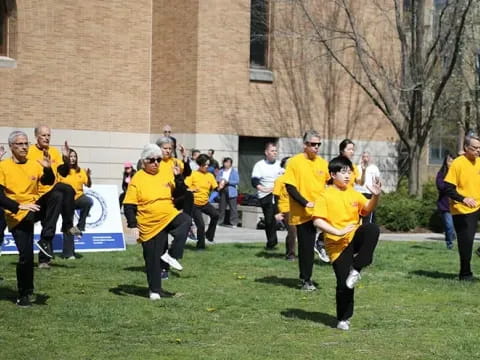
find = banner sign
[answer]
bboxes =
[1,184,125,255]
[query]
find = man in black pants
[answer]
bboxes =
[283,131,329,291]
[251,143,283,250]
[28,125,81,268]
[0,130,55,307]
[445,134,480,281]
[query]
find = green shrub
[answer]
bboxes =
[376,179,440,232]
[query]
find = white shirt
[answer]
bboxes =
[221,167,232,181]
[251,159,282,199]
[355,164,380,194]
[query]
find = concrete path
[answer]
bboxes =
[123,224,468,246]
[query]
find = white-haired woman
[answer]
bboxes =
[123,144,191,300]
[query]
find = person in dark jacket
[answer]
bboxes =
[436,152,456,249]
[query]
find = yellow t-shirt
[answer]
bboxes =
[159,157,185,183]
[185,170,218,206]
[282,153,329,225]
[123,169,180,242]
[58,168,89,200]
[273,174,289,213]
[444,155,480,215]
[28,145,63,196]
[348,164,360,187]
[312,186,368,262]
[0,158,44,230]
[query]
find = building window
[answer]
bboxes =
[250,0,270,69]
[0,0,16,56]
[428,119,458,165]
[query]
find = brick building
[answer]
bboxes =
[0,1,398,192]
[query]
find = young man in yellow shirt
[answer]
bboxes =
[313,156,381,331]
[282,130,329,291]
[445,134,480,281]
[0,131,55,307]
[185,154,225,250]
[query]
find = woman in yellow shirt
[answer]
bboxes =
[123,144,191,300]
[57,148,93,258]
[185,154,224,249]
[313,156,381,331]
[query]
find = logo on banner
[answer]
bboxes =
[81,190,108,228]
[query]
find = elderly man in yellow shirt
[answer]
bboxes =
[0,130,55,307]
[444,134,480,281]
[282,130,329,291]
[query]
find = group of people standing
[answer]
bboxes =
[0,126,93,307]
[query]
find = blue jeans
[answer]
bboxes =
[441,211,456,247]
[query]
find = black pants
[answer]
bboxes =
[75,194,93,231]
[37,189,63,264]
[142,231,168,293]
[192,203,219,249]
[173,191,194,217]
[452,210,480,278]
[332,223,379,321]
[218,190,238,226]
[296,220,316,281]
[11,213,37,297]
[0,208,6,247]
[159,212,191,270]
[259,194,278,248]
[284,213,297,257]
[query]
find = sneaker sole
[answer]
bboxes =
[34,240,53,258]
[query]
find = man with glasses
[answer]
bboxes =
[251,142,283,250]
[163,124,177,158]
[283,130,329,291]
[0,130,55,306]
[445,134,480,281]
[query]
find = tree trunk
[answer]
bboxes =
[408,146,422,197]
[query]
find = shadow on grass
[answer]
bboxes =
[255,251,285,260]
[281,308,337,327]
[410,245,436,250]
[233,243,260,250]
[124,266,145,273]
[410,270,457,280]
[109,284,146,298]
[255,276,318,290]
[33,293,50,306]
[0,286,18,303]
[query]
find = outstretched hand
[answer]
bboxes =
[86,168,92,176]
[366,176,382,196]
[0,145,6,160]
[61,140,70,158]
[37,149,51,168]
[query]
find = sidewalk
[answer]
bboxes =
[123,223,462,245]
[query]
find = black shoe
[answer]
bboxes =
[159,289,175,298]
[16,296,32,307]
[160,269,169,280]
[265,245,277,251]
[34,240,53,258]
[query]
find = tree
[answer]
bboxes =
[295,0,474,195]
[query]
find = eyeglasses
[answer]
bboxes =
[468,145,480,151]
[13,142,29,147]
[307,142,321,147]
[145,157,162,164]
[164,131,171,134]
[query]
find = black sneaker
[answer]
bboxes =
[34,240,53,258]
[160,269,169,280]
[16,296,32,307]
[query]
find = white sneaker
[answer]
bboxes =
[336,320,350,331]
[346,269,361,289]
[318,248,330,263]
[149,291,161,301]
[161,251,183,271]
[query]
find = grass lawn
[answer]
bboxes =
[1,240,480,359]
